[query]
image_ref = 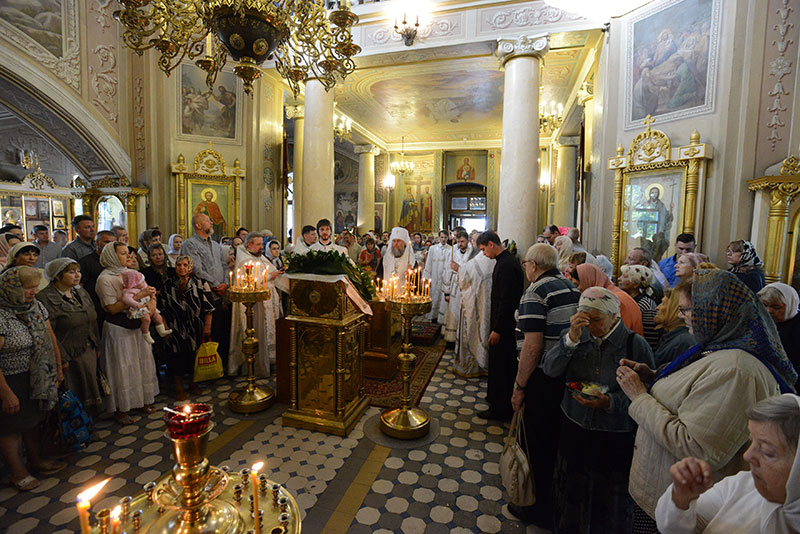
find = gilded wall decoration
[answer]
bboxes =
[624,0,722,130]
[133,77,146,175]
[0,0,80,91]
[89,45,119,123]
[763,0,797,152]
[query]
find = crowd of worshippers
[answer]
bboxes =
[0,215,799,534]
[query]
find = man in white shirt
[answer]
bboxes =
[310,218,348,256]
[442,230,472,344]
[292,225,317,255]
[422,230,451,323]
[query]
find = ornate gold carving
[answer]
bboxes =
[610,166,624,276]
[93,175,131,188]
[747,175,800,282]
[683,147,701,158]
[628,115,671,164]
[684,159,700,233]
[194,148,226,175]
[780,155,800,176]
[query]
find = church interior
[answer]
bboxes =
[1,0,800,533]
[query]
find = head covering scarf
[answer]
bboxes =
[654,269,797,393]
[655,289,685,332]
[621,264,655,297]
[266,238,284,270]
[554,236,574,272]
[44,258,78,282]
[3,241,39,271]
[100,242,129,276]
[578,287,620,316]
[575,263,615,292]
[0,234,15,264]
[595,255,614,280]
[763,282,800,322]
[167,234,183,255]
[762,394,800,534]
[0,267,57,410]
[729,240,763,273]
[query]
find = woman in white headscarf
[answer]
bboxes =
[167,233,183,263]
[758,283,800,388]
[554,235,574,275]
[656,393,800,533]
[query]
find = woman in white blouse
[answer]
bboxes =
[656,394,800,533]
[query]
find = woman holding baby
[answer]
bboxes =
[95,242,159,425]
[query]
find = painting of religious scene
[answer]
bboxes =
[180,64,239,139]
[374,203,385,235]
[398,181,434,234]
[627,0,719,128]
[334,192,358,233]
[622,169,685,263]
[445,151,487,186]
[0,0,63,57]
[189,181,231,242]
[334,154,358,186]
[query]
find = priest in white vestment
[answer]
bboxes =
[382,227,414,288]
[310,218,348,256]
[441,230,472,343]
[229,232,278,377]
[422,230,451,322]
[452,249,495,377]
[292,225,317,256]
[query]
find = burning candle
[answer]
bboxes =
[251,461,264,534]
[76,478,111,534]
[110,505,121,534]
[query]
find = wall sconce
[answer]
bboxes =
[539,172,550,191]
[383,173,396,191]
[394,13,419,46]
[333,112,352,142]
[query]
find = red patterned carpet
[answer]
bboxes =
[411,321,441,346]
[364,343,446,408]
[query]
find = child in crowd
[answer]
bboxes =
[121,270,172,344]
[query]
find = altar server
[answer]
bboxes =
[442,230,472,343]
[422,230,451,322]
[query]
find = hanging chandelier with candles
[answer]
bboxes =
[390,136,414,176]
[114,0,361,97]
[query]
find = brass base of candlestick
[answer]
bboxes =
[227,288,274,414]
[147,500,243,534]
[379,298,432,440]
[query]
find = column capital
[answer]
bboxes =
[496,34,550,66]
[354,144,381,156]
[285,105,304,120]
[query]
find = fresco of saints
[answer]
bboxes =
[635,186,674,242]
[194,188,226,240]
[456,157,475,181]
[421,186,433,230]
[400,187,419,231]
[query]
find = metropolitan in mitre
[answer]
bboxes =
[382,227,414,288]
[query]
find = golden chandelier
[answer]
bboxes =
[114,0,361,96]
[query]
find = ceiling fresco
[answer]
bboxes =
[334,30,600,145]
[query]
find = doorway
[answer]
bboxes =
[446,183,486,232]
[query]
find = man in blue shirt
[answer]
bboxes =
[657,233,696,287]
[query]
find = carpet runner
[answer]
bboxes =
[364,343,446,408]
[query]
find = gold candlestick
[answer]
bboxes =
[379,298,432,439]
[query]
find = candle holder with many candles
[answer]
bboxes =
[376,269,433,439]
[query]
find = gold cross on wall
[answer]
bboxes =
[642,115,655,132]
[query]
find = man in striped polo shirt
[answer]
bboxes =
[508,243,581,528]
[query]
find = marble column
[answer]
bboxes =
[286,105,304,239]
[553,142,578,228]
[300,79,335,226]
[495,35,549,255]
[355,144,380,234]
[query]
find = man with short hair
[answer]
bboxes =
[442,230,472,345]
[1,224,23,238]
[310,218,348,256]
[292,225,317,255]
[110,225,128,244]
[657,233,696,286]
[343,231,361,263]
[79,230,118,331]
[32,225,62,268]
[508,243,581,527]
[422,230,452,323]
[61,215,96,260]
[183,213,231,367]
[476,230,524,421]
[542,225,560,245]
[625,247,666,301]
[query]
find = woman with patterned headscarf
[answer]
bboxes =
[727,240,766,294]
[0,266,64,490]
[570,263,644,336]
[617,268,796,532]
[759,282,800,387]
[619,264,661,350]
[541,287,655,533]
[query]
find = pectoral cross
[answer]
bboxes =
[642,114,655,132]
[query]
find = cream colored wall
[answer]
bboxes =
[587,0,794,266]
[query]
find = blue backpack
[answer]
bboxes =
[56,388,94,450]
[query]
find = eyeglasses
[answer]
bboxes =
[678,306,692,314]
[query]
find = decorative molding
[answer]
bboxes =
[133,77,146,175]
[367,14,462,46]
[89,45,119,123]
[354,144,380,156]
[496,34,550,66]
[0,0,80,92]
[91,0,115,32]
[765,0,794,150]
[484,5,580,31]
[285,105,305,120]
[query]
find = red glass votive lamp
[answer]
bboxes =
[164,403,213,439]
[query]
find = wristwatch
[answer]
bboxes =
[514,380,525,391]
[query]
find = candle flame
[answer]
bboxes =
[77,478,111,503]
[183,404,192,414]
[110,506,121,520]
[252,461,264,472]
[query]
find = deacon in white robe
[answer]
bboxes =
[452,251,495,377]
[292,225,317,256]
[382,227,414,287]
[422,231,451,322]
[229,233,278,377]
[310,218,349,256]
[441,231,472,343]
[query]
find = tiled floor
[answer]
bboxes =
[0,351,548,534]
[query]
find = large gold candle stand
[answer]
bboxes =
[379,298,432,440]
[227,262,274,413]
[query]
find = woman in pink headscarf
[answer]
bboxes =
[568,263,644,335]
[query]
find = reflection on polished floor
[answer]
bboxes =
[0,351,547,534]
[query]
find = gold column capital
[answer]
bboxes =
[496,34,549,66]
[354,144,380,156]
[748,174,800,283]
[285,105,304,120]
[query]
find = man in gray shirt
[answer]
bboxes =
[182,213,231,368]
[32,225,62,268]
[61,215,96,261]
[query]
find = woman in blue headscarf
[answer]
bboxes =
[615,268,796,533]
